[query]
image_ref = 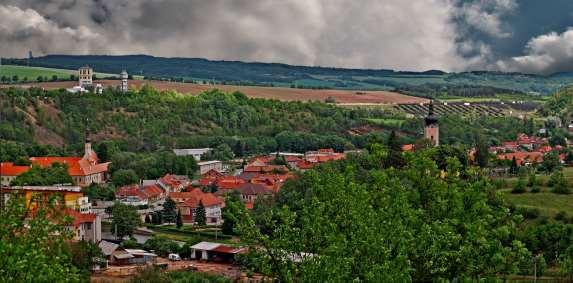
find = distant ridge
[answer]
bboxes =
[4,54,573,95]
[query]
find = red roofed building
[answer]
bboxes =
[214,176,246,190]
[243,165,289,174]
[64,208,101,242]
[236,183,273,208]
[497,151,544,166]
[0,162,31,186]
[157,174,190,193]
[116,184,166,206]
[169,189,224,225]
[1,136,110,187]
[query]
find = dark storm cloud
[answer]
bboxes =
[1,0,572,74]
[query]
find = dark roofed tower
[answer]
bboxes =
[424,101,439,146]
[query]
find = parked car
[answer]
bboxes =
[168,253,181,261]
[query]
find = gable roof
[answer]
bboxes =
[236,183,272,196]
[0,162,30,176]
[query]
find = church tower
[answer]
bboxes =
[83,125,98,164]
[424,101,439,146]
[120,70,128,93]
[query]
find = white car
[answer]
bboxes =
[168,253,181,261]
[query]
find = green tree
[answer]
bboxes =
[195,201,206,226]
[384,130,403,168]
[512,176,527,194]
[176,209,183,229]
[238,147,530,281]
[0,194,82,282]
[222,191,245,235]
[12,75,18,82]
[111,202,141,239]
[542,151,561,173]
[474,134,489,168]
[112,169,139,186]
[162,197,177,223]
[69,240,104,277]
[510,156,519,175]
[11,163,73,186]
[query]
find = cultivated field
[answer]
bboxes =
[7,79,427,104]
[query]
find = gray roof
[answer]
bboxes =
[236,183,272,195]
[173,148,212,156]
[191,241,222,251]
[98,240,119,256]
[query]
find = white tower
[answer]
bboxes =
[120,70,128,93]
[79,66,93,88]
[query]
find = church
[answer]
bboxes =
[424,101,439,146]
[1,135,110,187]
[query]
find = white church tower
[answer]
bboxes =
[120,70,128,93]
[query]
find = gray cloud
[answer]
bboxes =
[0,0,565,74]
[497,28,573,75]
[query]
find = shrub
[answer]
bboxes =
[530,185,541,193]
[555,211,569,221]
[511,178,527,194]
[517,207,540,220]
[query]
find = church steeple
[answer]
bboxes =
[424,100,439,146]
[83,120,97,163]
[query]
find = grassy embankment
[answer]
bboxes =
[500,167,573,218]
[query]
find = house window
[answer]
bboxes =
[85,222,92,230]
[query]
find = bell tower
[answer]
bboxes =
[424,101,439,146]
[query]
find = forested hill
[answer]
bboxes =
[0,86,385,161]
[5,55,573,95]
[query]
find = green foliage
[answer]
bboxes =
[474,134,489,168]
[237,147,531,281]
[202,144,234,161]
[69,240,104,277]
[541,151,562,173]
[162,197,177,224]
[110,151,198,180]
[0,194,82,282]
[143,235,180,257]
[195,201,206,226]
[111,202,141,239]
[176,209,183,229]
[130,266,231,283]
[111,169,139,186]
[511,177,527,194]
[222,191,245,235]
[11,163,73,186]
[83,183,116,201]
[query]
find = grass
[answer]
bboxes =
[500,167,573,218]
[364,118,405,127]
[0,65,120,81]
[144,224,238,244]
[501,188,573,217]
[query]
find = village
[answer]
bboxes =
[0,68,353,280]
[3,67,573,281]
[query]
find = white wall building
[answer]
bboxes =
[197,160,223,175]
[78,66,93,87]
[173,148,212,161]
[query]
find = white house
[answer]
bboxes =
[173,148,212,161]
[197,160,223,175]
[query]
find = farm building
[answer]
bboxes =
[190,242,246,263]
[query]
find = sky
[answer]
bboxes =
[0,0,572,74]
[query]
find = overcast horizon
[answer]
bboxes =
[2,0,573,75]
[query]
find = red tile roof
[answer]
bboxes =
[497,151,544,166]
[0,162,30,176]
[175,188,223,208]
[64,209,96,227]
[29,157,109,176]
